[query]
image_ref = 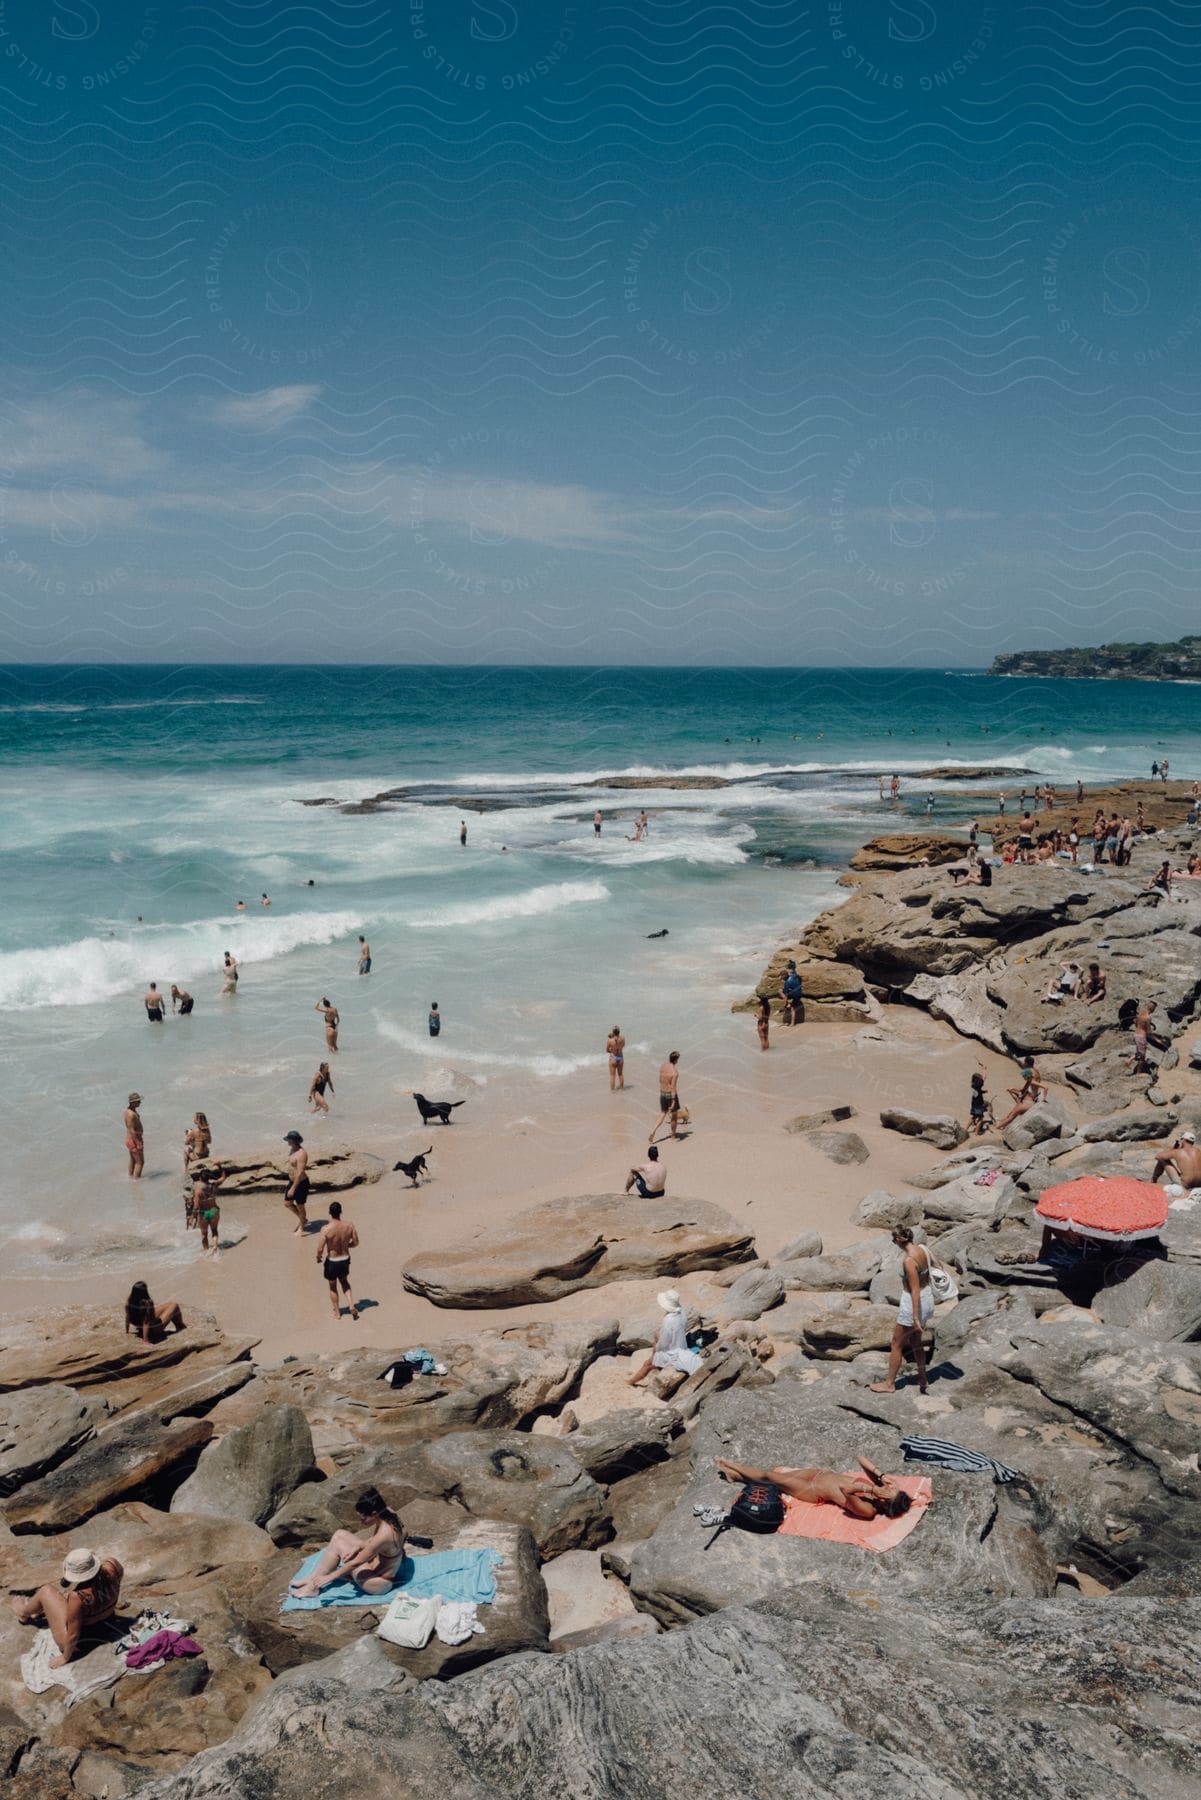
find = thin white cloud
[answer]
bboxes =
[204,385,321,429]
[0,392,167,484]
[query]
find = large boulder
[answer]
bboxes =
[171,1406,316,1526]
[3,1411,214,1533]
[715,1267,784,1322]
[783,1107,857,1135]
[135,1584,1201,1800]
[418,1431,611,1560]
[203,1320,619,1461]
[565,1409,679,1485]
[625,1386,1055,1627]
[807,1130,870,1165]
[798,1303,899,1360]
[849,833,966,871]
[0,1307,255,1398]
[1002,1098,1073,1152]
[879,1108,966,1151]
[1081,1109,1178,1143]
[247,1518,549,1679]
[1093,1259,1201,1341]
[0,1385,110,1493]
[403,1196,754,1308]
[852,1190,923,1230]
[186,1149,385,1199]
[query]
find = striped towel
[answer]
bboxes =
[900,1434,1023,1484]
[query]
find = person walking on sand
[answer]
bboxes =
[143,981,164,1023]
[309,1061,334,1115]
[171,984,194,1015]
[649,1051,681,1144]
[606,1025,625,1090]
[357,935,371,975]
[220,951,238,995]
[316,1199,359,1321]
[124,1093,144,1179]
[756,994,770,1051]
[316,997,339,1052]
[282,1131,310,1233]
[870,1227,933,1396]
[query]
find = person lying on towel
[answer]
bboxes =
[716,1455,911,1520]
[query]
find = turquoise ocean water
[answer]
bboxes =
[3,664,1199,1276]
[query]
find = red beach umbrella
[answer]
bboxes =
[1036,1176,1168,1244]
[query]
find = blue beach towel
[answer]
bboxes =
[281,1548,501,1612]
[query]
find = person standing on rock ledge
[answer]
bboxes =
[869,1227,933,1397]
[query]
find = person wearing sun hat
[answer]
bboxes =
[9,1548,124,1668]
[1152,1129,1201,1195]
[626,1288,704,1387]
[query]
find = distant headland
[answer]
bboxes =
[989,635,1201,681]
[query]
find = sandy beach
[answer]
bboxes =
[12,1003,1027,1366]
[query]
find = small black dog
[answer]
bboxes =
[393,1146,433,1186]
[413,1092,465,1126]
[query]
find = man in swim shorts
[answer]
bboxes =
[143,982,164,1022]
[124,1093,144,1179]
[316,1199,359,1320]
[649,1051,681,1145]
[170,984,194,1015]
[624,1145,665,1198]
[357,935,371,975]
[283,1131,309,1232]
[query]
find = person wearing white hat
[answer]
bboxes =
[626,1289,704,1388]
[9,1548,124,1668]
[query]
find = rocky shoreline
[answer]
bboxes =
[6,792,1201,1795]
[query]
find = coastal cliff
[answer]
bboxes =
[989,634,1201,680]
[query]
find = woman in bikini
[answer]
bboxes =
[183,1111,211,1168]
[606,1026,625,1092]
[288,1487,407,1598]
[308,1061,334,1114]
[124,1281,185,1342]
[714,1455,910,1520]
[756,994,770,1051]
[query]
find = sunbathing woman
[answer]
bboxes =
[715,1455,911,1519]
[288,1487,406,1598]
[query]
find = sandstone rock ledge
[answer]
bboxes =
[402,1195,756,1308]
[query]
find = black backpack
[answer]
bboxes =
[705,1480,786,1548]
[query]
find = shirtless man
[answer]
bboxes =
[170,984,194,1015]
[1129,999,1156,1075]
[649,1051,681,1145]
[143,982,164,1022]
[714,1454,911,1520]
[1017,810,1036,863]
[357,935,371,975]
[593,809,603,836]
[316,1200,359,1320]
[220,951,238,995]
[1152,1131,1201,1190]
[316,998,339,1052]
[124,1093,144,1179]
[282,1131,309,1232]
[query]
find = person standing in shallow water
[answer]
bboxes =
[309,1061,334,1114]
[428,1002,441,1039]
[143,982,164,1022]
[220,951,238,995]
[316,997,339,1052]
[607,1025,625,1089]
[357,935,371,975]
[124,1093,144,1179]
[460,820,467,846]
[756,994,770,1051]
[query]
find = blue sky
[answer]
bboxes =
[2,0,1200,664]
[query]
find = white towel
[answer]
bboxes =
[21,1628,125,1708]
[434,1600,484,1645]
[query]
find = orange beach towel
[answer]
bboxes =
[777,1474,933,1552]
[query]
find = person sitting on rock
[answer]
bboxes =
[124,1280,185,1343]
[627,1289,703,1387]
[1081,962,1106,1005]
[1152,1130,1201,1192]
[288,1487,406,1599]
[714,1454,911,1520]
[1041,962,1081,1004]
[10,1549,124,1668]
